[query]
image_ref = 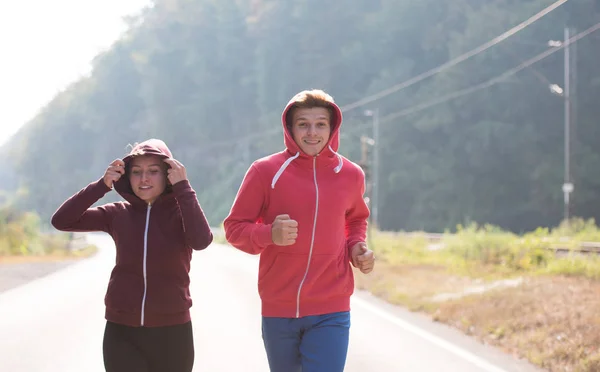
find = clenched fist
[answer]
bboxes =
[103,159,125,189]
[271,214,298,246]
[350,242,375,274]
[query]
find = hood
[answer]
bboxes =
[280,91,343,156]
[270,91,344,189]
[114,138,173,206]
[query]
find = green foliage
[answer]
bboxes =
[1,0,599,234]
[544,255,600,280]
[0,206,71,256]
[443,223,554,271]
[372,218,600,279]
[0,206,40,255]
[551,218,600,242]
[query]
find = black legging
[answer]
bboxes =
[103,320,194,372]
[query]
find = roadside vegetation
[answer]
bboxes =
[0,206,96,262]
[355,218,600,372]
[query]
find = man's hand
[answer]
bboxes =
[350,242,374,274]
[271,214,298,246]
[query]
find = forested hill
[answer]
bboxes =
[2,0,599,233]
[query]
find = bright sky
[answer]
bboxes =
[0,0,151,146]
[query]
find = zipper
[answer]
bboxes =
[140,203,151,326]
[295,156,319,318]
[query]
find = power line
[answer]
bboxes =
[460,0,555,89]
[339,0,571,113]
[342,22,599,134]
[374,22,600,125]
[192,0,572,153]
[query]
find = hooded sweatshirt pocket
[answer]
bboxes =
[104,272,144,312]
[258,253,303,302]
[301,253,352,300]
[258,252,352,304]
[145,276,191,314]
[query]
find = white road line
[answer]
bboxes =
[218,242,510,372]
[353,297,508,372]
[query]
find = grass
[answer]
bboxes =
[0,205,98,261]
[0,231,98,262]
[355,219,600,371]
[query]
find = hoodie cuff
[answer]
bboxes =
[346,239,364,255]
[95,178,112,193]
[171,179,193,195]
[253,224,273,248]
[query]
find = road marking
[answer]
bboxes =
[215,242,510,372]
[352,296,508,372]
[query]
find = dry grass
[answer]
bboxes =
[355,228,600,372]
[355,267,600,371]
[0,244,97,264]
[432,276,600,371]
[354,262,475,311]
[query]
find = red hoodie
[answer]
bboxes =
[223,96,370,318]
[51,139,213,327]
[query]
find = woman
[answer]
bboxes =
[51,138,213,372]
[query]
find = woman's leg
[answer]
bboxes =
[147,321,195,372]
[102,321,149,372]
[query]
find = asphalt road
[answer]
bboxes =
[0,233,544,371]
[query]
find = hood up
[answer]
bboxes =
[270,91,345,189]
[280,91,344,157]
[114,138,173,206]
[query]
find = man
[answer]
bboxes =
[223,89,374,372]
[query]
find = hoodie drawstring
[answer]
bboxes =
[271,148,344,189]
[272,152,300,189]
[329,145,343,174]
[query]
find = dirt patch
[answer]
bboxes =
[355,266,600,371]
[432,276,600,372]
[354,262,479,311]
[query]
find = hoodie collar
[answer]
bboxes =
[270,95,345,189]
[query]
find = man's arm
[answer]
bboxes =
[223,164,273,255]
[345,168,370,257]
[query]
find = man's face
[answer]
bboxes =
[290,107,331,156]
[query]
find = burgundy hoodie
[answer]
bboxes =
[51,139,213,327]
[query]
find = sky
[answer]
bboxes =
[0,0,151,146]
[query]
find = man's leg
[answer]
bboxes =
[261,316,303,372]
[299,311,351,372]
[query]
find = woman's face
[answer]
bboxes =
[129,155,167,204]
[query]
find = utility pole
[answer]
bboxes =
[359,135,376,245]
[359,135,374,211]
[372,108,380,229]
[563,27,573,224]
[363,109,380,228]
